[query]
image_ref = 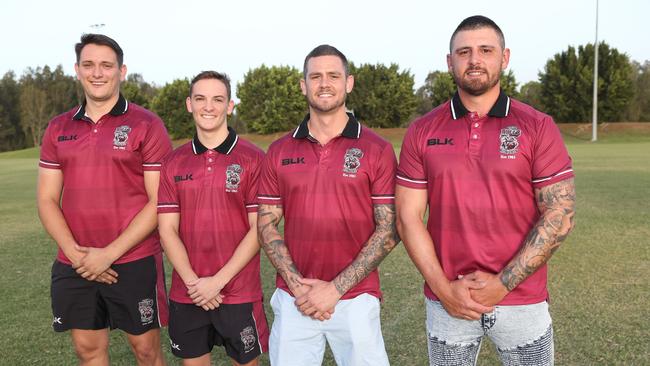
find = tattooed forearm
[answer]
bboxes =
[257,204,303,290]
[500,178,576,291]
[332,204,399,295]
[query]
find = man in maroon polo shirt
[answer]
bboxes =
[257,45,398,366]
[396,16,576,365]
[37,34,171,365]
[157,71,268,366]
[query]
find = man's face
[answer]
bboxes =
[301,55,354,114]
[74,44,126,103]
[186,78,234,133]
[447,27,510,96]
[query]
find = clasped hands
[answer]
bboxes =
[293,278,340,322]
[440,270,510,321]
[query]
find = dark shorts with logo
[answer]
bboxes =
[168,300,269,363]
[50,254,168,335]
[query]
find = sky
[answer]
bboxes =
[1,0,648,97]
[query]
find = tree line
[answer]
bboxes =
[1,42,648,151]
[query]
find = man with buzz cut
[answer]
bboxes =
[396,15,576,365]
[257,44,399,366]
[157,71,269,366]
[37,33,171,365]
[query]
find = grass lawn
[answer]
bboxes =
[0,123,648,365]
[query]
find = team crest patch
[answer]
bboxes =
[499,125,521,158]
[240,326,256,353]
[343,147,364,177]
[138,298,154,325]
[113,125,132,149]
[225,164,243,192]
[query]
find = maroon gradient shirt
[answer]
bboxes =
[258,113,397,300]
[39,95,172,264]
[158,128,265,304]
[397,91,574,305]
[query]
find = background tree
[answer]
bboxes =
[121,73,158,109]
[518,81,544,110]
[500,69,519,97]
[0,72,24,151]
[237,65,305,134]
[625,60,650,122]
[150,78,193,139]
[539,42,634,122]
[415,71,455,115]
[347,63,417,128]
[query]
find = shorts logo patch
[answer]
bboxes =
[113,125,132,149]
[499,125,521,158]
[138,298,155,325]
[225,164,243,192]
[343,147,364,177]
[52,316,62,325]
[240,326,256,353]
[170,339,181,351]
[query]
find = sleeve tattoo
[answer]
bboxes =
[500,178,576,291]
[257,204,303,290]
[332,203,399,296]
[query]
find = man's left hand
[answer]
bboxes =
[74,245,116,281]
[294,278,339,320]
[464,270,509,307]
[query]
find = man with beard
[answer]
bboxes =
[257,44,398,366]
[396,16,576,365]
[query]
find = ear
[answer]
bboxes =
[74,63,81,80]
[119,64,127,82]
[346,75,354,94]
[300,78,307,96]
[186,96,192,113]
[501,48,511,70]
[446,54,453,73]
[227,99,235,115]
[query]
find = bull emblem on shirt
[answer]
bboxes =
[113,125,132,148]
[225,164,243,192]
[499,126,521,155]
[138,298,154,325]
[343,147,364,175]
[240,326,256,353]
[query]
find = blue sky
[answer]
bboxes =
[1,0,648,95]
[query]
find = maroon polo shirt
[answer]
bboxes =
[40,95,172,264]
[258,113,397,300]
[397,91,574,305]
[158,128,265,304]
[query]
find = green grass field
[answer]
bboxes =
[0,125,648,365]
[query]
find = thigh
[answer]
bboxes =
[100,255,164,335]
[51,260,108,331]
[425,299,484,366]
[487,302,554,366]
[269,289,326,366]
[325,293,389,366]
[168,300,214,359]
[211,302,267,365]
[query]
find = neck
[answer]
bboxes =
[197,124,229,150]
[307,106,349,145]
[84,93,119,123]
[457,85,501,117]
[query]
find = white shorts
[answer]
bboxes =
[269,288,389,366]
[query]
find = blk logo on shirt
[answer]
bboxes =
[281,157,305,166]
[427,138,454,146]
[174,174,193,182]
[57,135,78,142]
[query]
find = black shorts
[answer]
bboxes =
[50,254,168,335]
[168,300,269,364]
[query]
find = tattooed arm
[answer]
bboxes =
[468,178,576,306]
[294,203,399,316]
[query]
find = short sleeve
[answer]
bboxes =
[39,120,61,170]
[244,149,265,213]
[371,143,397,204]
[531,117,575,188]
[157,156,180,213]
[257,146,282,205]
[396,123,427,189]
[141,116,173,171]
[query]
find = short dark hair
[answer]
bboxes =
[449,15,505,52]
[189,71,232,100]
[303,44,349,78]
[75,34,124,66]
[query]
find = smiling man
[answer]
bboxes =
[396,16,576,365]
[257,45,398,366]
[157,71,268,366]
[37,34,172,365]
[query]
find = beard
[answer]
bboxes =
[453,67,501,96]
[306,89,347,114]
